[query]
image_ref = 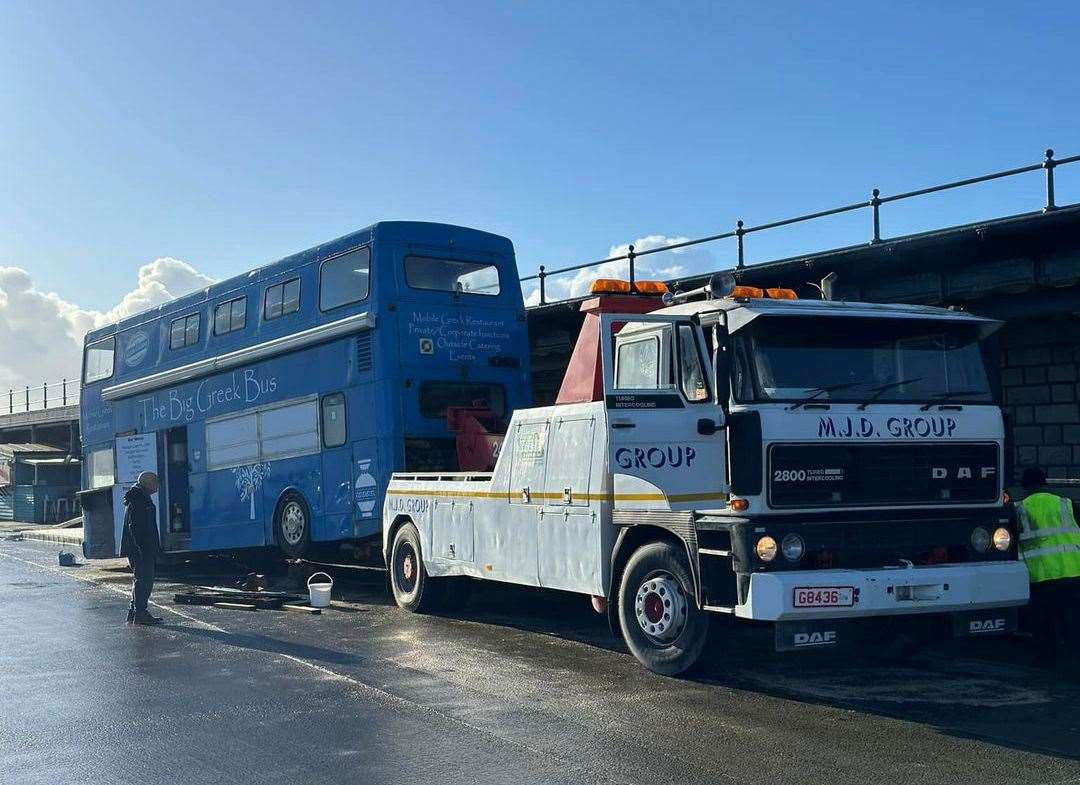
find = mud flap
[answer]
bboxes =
[775,620,850,652]
[951,607,1018,638]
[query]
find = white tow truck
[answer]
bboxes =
[382,274,1029,674]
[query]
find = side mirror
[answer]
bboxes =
[712,323,730,411]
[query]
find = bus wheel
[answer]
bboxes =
[389,522,443,613]
[617,541,709,676]
[274,492,311,559]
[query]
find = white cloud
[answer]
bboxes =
[523,233,716,306]
[103,258,215,324]
[0,259,216,395]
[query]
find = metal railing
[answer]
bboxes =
[522,148,1079,305]
[3,379,80,416]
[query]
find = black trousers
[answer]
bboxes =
[127,548,157,613]
[1029,577,1080,661]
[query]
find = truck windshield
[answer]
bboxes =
[733,315,994,405]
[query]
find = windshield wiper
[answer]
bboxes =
[856,377,924,410]
[786,382,865,410]
[919,390,986,410]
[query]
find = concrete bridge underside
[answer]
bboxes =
[0,405,79,452]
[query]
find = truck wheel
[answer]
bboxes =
[274,492,311,559]
[389,522,443,612]
[617,541,709,676]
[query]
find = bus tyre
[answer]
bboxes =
[390,522,444,613]
[274,492,311,559]
[617,541,709,676]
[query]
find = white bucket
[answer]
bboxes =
[307,572,333,608]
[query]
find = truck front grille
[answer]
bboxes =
[768,442,999,508]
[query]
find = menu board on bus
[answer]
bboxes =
[112,433,159,554]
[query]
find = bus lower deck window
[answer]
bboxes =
[86,448,115,488]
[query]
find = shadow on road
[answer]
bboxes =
[154,555,1080,762]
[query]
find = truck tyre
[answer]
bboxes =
[617,541,709,676]
[389,522,444,612]
[274,492,311,559]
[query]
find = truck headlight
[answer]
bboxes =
[992,527,1012,552]
[755,536,778,562]
[970,527,990,554]
[781,534,805,562]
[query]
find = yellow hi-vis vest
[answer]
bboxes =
[1017,491,1080,583]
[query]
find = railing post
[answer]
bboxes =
[627,244,636,289]
[870,188,882,243]
[538,266,546,306]
[62,379,67,407]
[735,220,745,269]
[1043,148,1057,212]
[7,389,11,415]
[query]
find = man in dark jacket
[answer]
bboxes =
[124,471,162,625]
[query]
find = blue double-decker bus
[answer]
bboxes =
[78,222,530,560]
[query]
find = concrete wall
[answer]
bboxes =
[999,316,1080,482]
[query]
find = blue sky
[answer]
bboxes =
[2,1,1078,320]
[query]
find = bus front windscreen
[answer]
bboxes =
[733,315,994,407]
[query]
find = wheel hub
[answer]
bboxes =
[634,573,686,642]
[282,502,305,545]
[643,592,664,624]
[403,554,415,582]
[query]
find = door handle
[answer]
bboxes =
[697,418,720,435]
[611,420,636,429]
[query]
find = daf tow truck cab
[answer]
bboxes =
[382,274,1029,675]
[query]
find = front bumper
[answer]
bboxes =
[734,561,1029,621]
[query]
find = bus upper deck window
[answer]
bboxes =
[265,278,301,321]
[83,337,115,384]
[320,247,371,311]
[405,256,501,296]
[169,314,201,350]
[214,297,246,335]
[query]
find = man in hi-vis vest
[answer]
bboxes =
[1017,466,1080,663]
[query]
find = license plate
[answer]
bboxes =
[793,586,854,608]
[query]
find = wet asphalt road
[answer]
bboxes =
[2,537,1079,785]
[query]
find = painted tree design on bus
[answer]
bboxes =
[233,462,271,520]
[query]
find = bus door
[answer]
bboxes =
[161,426,191,551]
[316,393,378,538]
[600,314,728,511]
[319,393,352,538]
